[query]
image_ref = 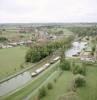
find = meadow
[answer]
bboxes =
[0,46,28,80]
[77,66,97,100]
[0,29,32,41]
[41,71,73,100]
[30,62,97,100]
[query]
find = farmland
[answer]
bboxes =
[0,46,28,80]
[0,0,97,99]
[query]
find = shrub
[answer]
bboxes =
[38,87,47,99]
[54,78,57,83]
[20,64,24,69]
[58,91,78,100]
[60,60,71,71]
[73,74,86,88]
[47,83,53,90]
[72,65,86,75]
[0,37,8,42]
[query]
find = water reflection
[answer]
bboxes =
[65,41,87,57]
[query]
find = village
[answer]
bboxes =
[0,0,97,99]
[66,36,97,62]
[0,23,97,100]
[0,26,59,49]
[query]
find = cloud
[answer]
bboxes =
[0,0,97,23]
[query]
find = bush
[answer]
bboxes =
[47,83,53,90]
[60,60,71,71]
[72,65,86,75]
[38,87,47,99]
[54,78,57,83]
[20,64,24,69]
[58,91,78,100]
[73,74,86,88]
[0,37,8,42]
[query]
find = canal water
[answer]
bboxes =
[65,41,87,57]
[0,72,31,96]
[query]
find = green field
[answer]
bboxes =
[0,46,28,80]
[40,71,73,100]
[30,62,97,100]
[77,66,97,100]
[47,28,73,35]
[41,65,97,100]
[0,30,32,41]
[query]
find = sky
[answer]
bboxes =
[0,0,97,23]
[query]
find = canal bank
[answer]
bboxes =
[0,54,58,97]
[2,61,60,100]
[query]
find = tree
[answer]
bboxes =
[72,65,86,75]
[25,49,32,62]
[73,74,86,88]
[47,83,53,90]
[0,37,8,42]
[60,60,71,70]
[25,36,73,63]
[91,46,96,56]
[92,46,96,52]
[38,87,47,99]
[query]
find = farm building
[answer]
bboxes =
[80,50,95,62]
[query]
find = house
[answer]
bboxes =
[80,51,95,62]
[9,42,18,46]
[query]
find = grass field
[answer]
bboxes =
[77,66,97,100]
[41,71,73,100]
[0,30,32,41]
[47,28,73,35]
[0,46,28,80]
[41,65,97,100]
[30,62,97,100]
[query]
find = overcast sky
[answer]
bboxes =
[0,0,97,23]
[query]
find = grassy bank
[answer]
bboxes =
[4,61,60,100]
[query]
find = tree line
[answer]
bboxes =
[67,26,97,36]
[0,37,8,42]
[25,36,73,63]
